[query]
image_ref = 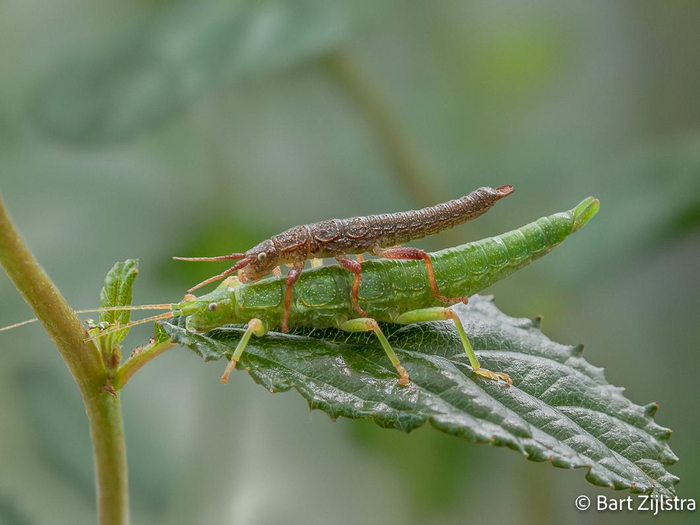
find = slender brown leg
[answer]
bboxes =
[377,246,467,304]
[336,256,367,316]
[282,263,304,333]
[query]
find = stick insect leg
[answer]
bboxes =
[221,318,267,384]
[396,307,511,386]
[282,263,304,333]
[336,256,367,316]
[376,247,467,304]
[340,318,409,386]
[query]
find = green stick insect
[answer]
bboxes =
[1,197,599,388]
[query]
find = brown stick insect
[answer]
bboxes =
[174,185,514,333]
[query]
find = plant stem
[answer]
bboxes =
[113,337,175,390]
[0,195,129,525]
[85,392,129,525]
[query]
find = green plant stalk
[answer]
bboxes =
[0,195,129,525]
[113,338,175,390]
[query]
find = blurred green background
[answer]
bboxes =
[1,0,699,523]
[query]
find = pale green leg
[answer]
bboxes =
[341,318,410,386]
[221,318,267,384]
[395,307,512,386]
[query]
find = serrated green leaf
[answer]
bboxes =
[31,0,348,145]
[99,259,139,346]
[160,295,678,496]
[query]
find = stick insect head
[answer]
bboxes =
[243,239,280,280]
[175,282,241,333]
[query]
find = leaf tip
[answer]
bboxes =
[659,428,673,441]
[663,449,680,464]
[644,402,659,417]
[571,343,584,356]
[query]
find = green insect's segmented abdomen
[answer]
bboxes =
[433,210,583,298]
[231,197,599,329]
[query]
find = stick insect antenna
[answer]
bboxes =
[172,253,246,262]
[0,318,40,332]
[75,304,173,313]
[186,258,251,293]
[84,312,175,342]
[0,304,174,333]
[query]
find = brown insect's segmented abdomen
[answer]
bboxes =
[302,185,513,258]
[306,218,372,257]
[368,186,512,248]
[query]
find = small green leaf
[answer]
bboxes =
[160,295,678,496]
[99,259,139,348]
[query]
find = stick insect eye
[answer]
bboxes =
[257,252,267,262]
[208,302,218,312]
